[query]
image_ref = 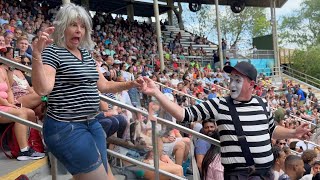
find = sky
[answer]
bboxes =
[276,0,303,18]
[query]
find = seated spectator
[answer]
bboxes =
[3,47,43,115]
[26,36,38,55]
[160,129,190,166]
[272,146,286,180]
[4,31,14,47]
[201,130,223,180]
[0,65,44,160]
[98,96,128,138]
[0,34,5,47]
[143,137,183,179]
[302,150,318,175]
[16,36,32,62]
[195,119,217,172]
[279,155,305,180]
[301,161,320,180]
[274,106,286,125]
[13,28,23,43]
[275,139,287,149]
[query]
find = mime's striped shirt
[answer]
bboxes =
[42,45,100,121]
[183,96,276,170]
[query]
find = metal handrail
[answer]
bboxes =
[0,111,42,130]
[107,150,185,180]
[282,66,320,82]
[304,140,320,148]
[0,56,188,180]
[0,56,32,72]
[290,149,302,155]
[270,107,316,126]
[282,66,320,88]
[282,69,320,85]
[99,95,221,146]
[289,114,316,126]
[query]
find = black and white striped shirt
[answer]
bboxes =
[184,96,276,170]
[42,45,100,121]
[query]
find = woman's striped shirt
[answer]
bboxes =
[183,96,276,170]
[42,45,100,121]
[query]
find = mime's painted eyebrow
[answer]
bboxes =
[230,74,242,79]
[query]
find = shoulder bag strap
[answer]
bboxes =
[225,96,255,167]
[255,96,268,119]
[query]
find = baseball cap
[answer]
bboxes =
[114,60,122,64]
[223,61,257,82]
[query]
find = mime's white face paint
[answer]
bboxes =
[229,74,244,99]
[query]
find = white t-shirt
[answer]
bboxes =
[300,174,313,180]
[170,79,180,86]
[296,141,315,151]
[273,169,284,180]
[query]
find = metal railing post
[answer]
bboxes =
[151,121,160,180]
[49,153,58,180]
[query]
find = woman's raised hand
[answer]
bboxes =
[33,27,55,56]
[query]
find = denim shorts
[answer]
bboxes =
[43,115,107,175]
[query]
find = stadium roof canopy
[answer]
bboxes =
[46,0,171,17]
[159,0,288,8]
[46,0,287,17]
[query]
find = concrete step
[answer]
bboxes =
[40,174,72,180]
[163,31,191,36]
[163,41,195,45]
[165,38,192,42]
[182,46,217,50]
[0,154,49,180]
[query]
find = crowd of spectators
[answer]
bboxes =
[1,0,320,180]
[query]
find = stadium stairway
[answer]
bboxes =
[281,69,320,99]
[162,25,218,57]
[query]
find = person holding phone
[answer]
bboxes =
[16,36,32,63]
[31,3,143,180]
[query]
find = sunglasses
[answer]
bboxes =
[278,143,286,145]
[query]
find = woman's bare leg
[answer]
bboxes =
[0,108,31,149]
[73,164,108,180]
[107,163,115,180]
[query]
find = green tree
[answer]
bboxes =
[219,7,270,46]
[288,45,320,85]
[183,5,270,46]
[279,0,320,48]
[183,4,215,37]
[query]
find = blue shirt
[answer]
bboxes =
[208,93,217,99]
[297,89,306,101]
[162,88,172,94]
[195,139,211,155]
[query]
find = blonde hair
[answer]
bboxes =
[17,36,28,44]
[51,3,94,50]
